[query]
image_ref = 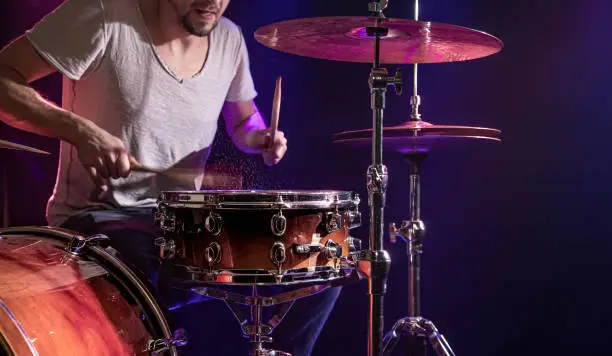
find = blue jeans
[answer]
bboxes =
[60,207,341,356]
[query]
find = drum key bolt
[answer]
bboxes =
[205,211,223,236]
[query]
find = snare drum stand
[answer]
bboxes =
[361,1,400,355]
[191,275,359,356]
[193,284,295,356]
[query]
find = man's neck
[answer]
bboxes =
[140,0,208,54]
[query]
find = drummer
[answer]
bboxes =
[0,0,339,355]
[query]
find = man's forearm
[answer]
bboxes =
[230,110,267,154]
[0,64,95,146]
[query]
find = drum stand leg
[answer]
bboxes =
[383,154,455,356]
[226,286,293,356]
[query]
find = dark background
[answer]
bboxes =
[1,0,612,355]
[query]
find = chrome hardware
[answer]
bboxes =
[292,240,344,261]
[391,68,403,95]
[368,0,389,15]
[153,208,163,226]
[270,241,286,276]
[154,237,176,260]
[347,210,362,229]
[389,222,398,243]
[292,243,323,255]
[346,236,362,258]
[159,210,176,232]
[205,211,223,235]
[147,328,188,355]
[270,211,287,237]
[66,234,110,255]
[369,67,403,95]
[389,220,425,247]
[324,239,342,260]
[192,285,297,356]
[383,317,456,356]
[367,165,389,195]
[325,212,343,233]
[204,242,222,268]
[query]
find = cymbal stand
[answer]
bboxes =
[381,1,455,354]
[383,153,454,356]
[361,1,402,355]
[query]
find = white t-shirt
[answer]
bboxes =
[25,0,258,226]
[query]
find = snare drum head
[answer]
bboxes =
[0,227,178,356]
[158,189,360,210]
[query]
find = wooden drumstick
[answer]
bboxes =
[269,76,282,146]
[129,156,157,173]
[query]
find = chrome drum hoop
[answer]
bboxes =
[157,190,361,210]
[172,265,359,286]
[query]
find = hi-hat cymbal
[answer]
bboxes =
[0,139,50,155]
[254,17,503,64]
[333,121,501,154]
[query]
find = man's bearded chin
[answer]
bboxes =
[181,15,217,37]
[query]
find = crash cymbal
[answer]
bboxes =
[254,17,503,64]
[333,121,501,154]
[0,139,50,155]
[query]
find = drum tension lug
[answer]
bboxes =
[271,209,287,237]
[154,237,176,260]
[325,207,343,234]
[205,210,223,236]
[66,234,110,255]
[270,241,286,281]
[205,241,222,273]
[147,328,188,354]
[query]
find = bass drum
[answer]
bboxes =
[0,226,184,356]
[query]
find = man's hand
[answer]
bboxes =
[74,125,131,191]
[246,128,288,166]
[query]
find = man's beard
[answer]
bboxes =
[165,0,219,37]
[181,15,218,37]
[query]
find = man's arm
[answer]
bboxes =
[0,35,94,144]
[222,99,287,165]
[222,99,266,153]
[0,36,130,182]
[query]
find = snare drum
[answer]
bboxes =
[155,190,363,285]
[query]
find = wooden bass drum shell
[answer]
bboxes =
[0,226,179,356]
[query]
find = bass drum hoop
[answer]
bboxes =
[157,190,360,210]
[0,226,179,356]
[0,331,14,356]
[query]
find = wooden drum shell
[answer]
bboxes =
[166,208,353,272]
[0,228,176,356]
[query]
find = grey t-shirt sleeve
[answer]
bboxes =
[225,31,258,102]
[25,0,108,81]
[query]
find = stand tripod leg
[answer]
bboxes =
[382,317,455,356]
[420,318,455,356]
